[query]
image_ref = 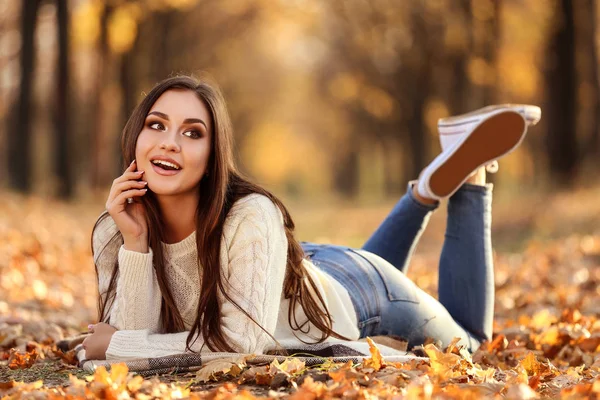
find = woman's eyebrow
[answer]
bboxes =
[148,111,169,120]
[147,111,207,129]
[182,118,208,130]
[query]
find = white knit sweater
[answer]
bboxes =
[92,194,359,360]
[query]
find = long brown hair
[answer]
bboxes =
[92,75,347,352]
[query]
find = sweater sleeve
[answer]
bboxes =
[106,329,201,360]
[93,214,162,332]
[103,195,287,359]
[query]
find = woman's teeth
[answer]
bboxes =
[152,160,180,170]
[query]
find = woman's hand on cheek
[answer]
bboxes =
[82,323,118,360]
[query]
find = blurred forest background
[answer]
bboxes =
[1,0,600,202]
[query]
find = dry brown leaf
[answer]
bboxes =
[195,356,249,382]
[270,357,305,376]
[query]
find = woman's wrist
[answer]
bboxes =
[122,236,149,253]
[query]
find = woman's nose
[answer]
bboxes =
[159,134,181,152]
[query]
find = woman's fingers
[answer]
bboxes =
[112,170,145,187]
[114,188,148,206]
[114,180,148,194]
[106,180,147,209]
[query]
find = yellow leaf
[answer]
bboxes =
[109,362,129,384]
[272,358,305,375]
[519,352,542,377]
[423,343,461,379]
[362,337,384,371]
[126,374,144,392]
[92,365,110,385]
[530,309,557,330]
[536,326,561,346]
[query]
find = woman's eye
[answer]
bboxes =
[149,122,165,130]
[183,130,201,139]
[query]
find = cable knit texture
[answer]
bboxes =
[93,194,359,360]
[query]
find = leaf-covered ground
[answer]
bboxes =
[1,187,599,399]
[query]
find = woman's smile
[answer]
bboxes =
[150,156,183,176]
[151,162,181,176]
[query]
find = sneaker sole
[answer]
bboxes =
[429,111,526,198]
[438,104,540,133]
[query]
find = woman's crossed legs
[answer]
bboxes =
[360,181,494,351]
[304,181,493,352]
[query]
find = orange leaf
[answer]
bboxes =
[254,372,273,385]
[487,334,507,352]
[328,360,353,383]
[519,352,542,377]
[7,348,38,369]
[362,337,384,371]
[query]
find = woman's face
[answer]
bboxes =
[135,89,213,198]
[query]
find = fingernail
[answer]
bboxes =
[88,324,94,330]
[137,170,144,174]
[142,189,147,192]
[142,181,147,185]
[131,160,136,165]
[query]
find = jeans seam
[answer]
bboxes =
[310,248,381,333]
[358,316,381,329]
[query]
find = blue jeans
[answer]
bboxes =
[301,182,494,351]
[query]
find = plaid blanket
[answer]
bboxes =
[69,337,425,376]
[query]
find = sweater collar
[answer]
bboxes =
[162,230,197,258]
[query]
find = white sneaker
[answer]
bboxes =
[438,104,541,173]
[418,110,527,201]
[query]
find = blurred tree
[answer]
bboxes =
[8,0,40,193]
[317,1,411,197]
[55,0,72,198]
[90,3,113,188]
[401,3,438,184]
[576,0,600,164]
[544,0,578,186]
[447,0,473,115]
[480,0,501,106]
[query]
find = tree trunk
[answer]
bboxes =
[482,0,501,106]
[544,0,578,186]
[580,0,600,162]
[449,0,473,115]
[404,4,434,180]
[118,29,141,169]
[152,11,175,82]
[8,0,40,193]
[54,0,71,198]
[90,4,112,188]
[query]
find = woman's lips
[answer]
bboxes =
[151,163,181,176]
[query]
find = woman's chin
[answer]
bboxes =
[147,184,196,198]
